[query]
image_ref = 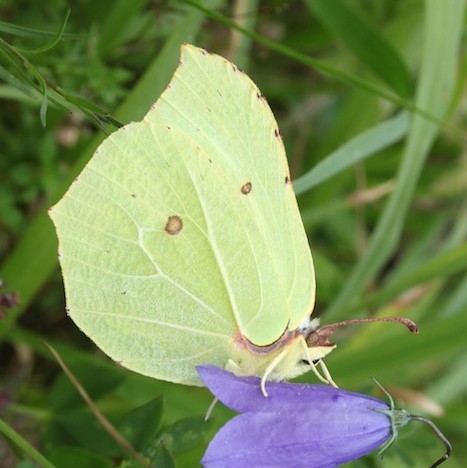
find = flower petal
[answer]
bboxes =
[202,409,390,468]
[197,365,387,413]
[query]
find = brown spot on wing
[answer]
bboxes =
[241,182,252,195]
[165,215,183,235]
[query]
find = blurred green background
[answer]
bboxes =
[0,0,466,466]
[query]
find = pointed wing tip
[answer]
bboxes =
[180,43,210,60]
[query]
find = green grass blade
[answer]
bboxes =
[293,112,409,194]
[326,0,465,319]
[0,64,37,97]
[0,18,84,40]
[442,273,467,317]
[0,35,111,127]
[98,0,146,56]
[306,0,412,97]
[0,417,56,468]
[19,9,71,55]
[427,350,467,404]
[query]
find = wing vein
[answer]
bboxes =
[77,308,230,338]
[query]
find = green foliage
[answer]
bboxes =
[306,0,413,97]
[1,0,466,466]
[118,397,164,452]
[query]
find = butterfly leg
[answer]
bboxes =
[260,349,288,397]
[318,359,338,387]
[299,336,333,385]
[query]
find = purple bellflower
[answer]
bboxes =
[198,366,451,468]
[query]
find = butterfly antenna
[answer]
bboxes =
[319,316,419,334]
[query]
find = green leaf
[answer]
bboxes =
[48,409,119,456]
[148,442,176,468]
[48,446,113,468]
[50,362,124,411]
[156,417,211,454]
[118,397,164,452]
